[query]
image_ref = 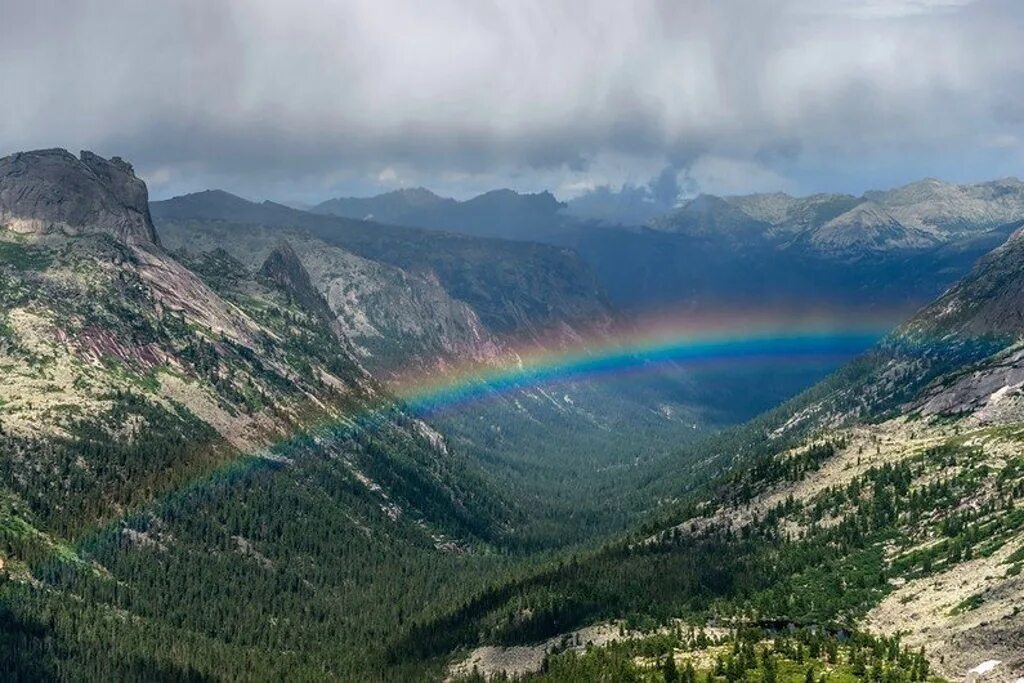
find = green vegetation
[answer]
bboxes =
[494,628,941,683]
[0,238,52,272]
[392,435,1020,677]
[0,235,530,678]
[3,223,1011,681]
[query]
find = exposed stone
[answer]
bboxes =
[0,148,158,245]
[259,240,336,325]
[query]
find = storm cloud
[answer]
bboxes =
[1,0,1022,202]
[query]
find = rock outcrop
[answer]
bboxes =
[260,240,338,327]
[0,148,158,245]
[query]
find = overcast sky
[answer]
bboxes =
[1,0,1022,203]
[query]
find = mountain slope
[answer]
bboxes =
[867,177,1024,236]
[725,191,863,238]
[415,228,1024,682]
[314,187,457,223]
[0,150,526,678]
[649,194,770,246]
[804,201,939,256]
[0,148,158,246]
[153,190,610,337]
[299,180,1024,432]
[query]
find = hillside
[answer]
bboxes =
[0,150,532,678]
[153,190,609,337]
[298,179,1024,434]
[866,177,1024,237]
[414,227,1024,682]
[325,179,1024,330]
[6,153,1024,681]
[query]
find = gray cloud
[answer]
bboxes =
[1,0,1022,202]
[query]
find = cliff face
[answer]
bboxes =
[259,240,341,330]
[0,148,158,245]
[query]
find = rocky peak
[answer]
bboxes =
[0,148,158,246]
[391,187,446,205]
[650,193,768,243]
[259,240,336,326]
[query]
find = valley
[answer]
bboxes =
[2,151,1024,681]
[6,4,1024,682]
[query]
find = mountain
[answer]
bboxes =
[156,188,864,431]
[867,177,1024,237]
[725,191,862,237]
[154,190,606,337]
[654,179,1024,258]
[154,209,505,375]
[300,178,1024,441]
[563,183,676,226]
[313,186,456,223]
[319,179,1024,317]
[0,148,158,245]
[565,176,1024,248]
[803,200,939,256]
[0,150,546,678]
[649,193,770,246]
[9,152,1024,680]
[4,152,788,679]
[151,189,724,548]
[313,187,569,242]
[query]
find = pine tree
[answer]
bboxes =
[662,653,679,683]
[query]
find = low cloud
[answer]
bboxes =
[0,0,1021,202]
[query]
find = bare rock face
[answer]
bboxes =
[0,148,159,245]
[260,240,337,326]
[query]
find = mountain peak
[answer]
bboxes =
[866,176,1024,235]
[259,240,337,326]
[684,193,732,211]
[0,148,158,245]
[468,188,565,210]
[649,193,768,242]
[392,186,444,201]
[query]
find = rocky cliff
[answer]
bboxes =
[0,148,158,245]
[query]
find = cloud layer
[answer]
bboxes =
[1,0,1021,201]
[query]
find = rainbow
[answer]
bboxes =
[395,329,886,415]
[65,308,899,549]
[389,308,897,415]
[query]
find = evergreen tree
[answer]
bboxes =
[662,653,679,683]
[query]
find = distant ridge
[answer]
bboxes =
[311,186,568,241]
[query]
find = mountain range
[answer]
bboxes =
[313,187,569,244]
[316,176,1024,255]
[3,149,1024,680]
[315,178,1024,315]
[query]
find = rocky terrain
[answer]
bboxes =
[7,148,1024,681]
[151,188,719,551]
[155,217,504,377]
[0,149,158,246]
[652,177,1024,260]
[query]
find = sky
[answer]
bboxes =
[1,0,1022,205]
